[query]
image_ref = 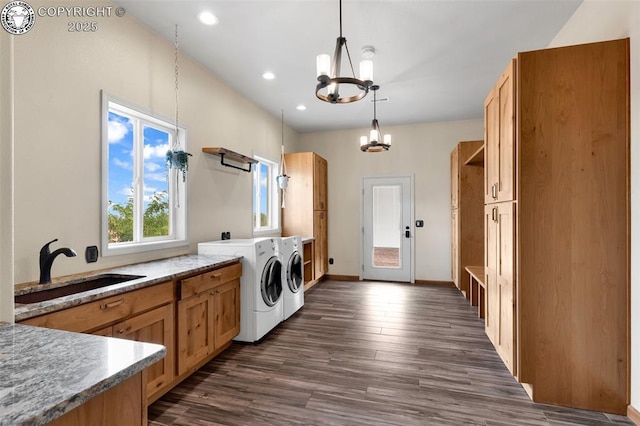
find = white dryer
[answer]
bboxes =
[280,236,304,319]
[197,238,284,342]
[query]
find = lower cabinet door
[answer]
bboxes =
[214,279,240,349]
[177,291,214,375]
[485,202,516,375]
[112,304,175,399]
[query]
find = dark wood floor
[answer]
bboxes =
[149,280,633,426]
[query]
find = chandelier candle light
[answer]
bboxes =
[316,0,374,103]
[360,85,391,152]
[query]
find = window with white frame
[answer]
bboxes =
[102,92,187,256]
[252,154,280,234]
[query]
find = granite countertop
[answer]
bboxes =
[0,322,165,425]
[15,254,242,321]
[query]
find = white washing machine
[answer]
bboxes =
[280,236,305,320]
[197,238,284,342]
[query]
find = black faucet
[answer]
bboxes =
[39,239,77,284]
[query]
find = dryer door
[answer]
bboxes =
[287,252,303,293]
[261,256,283,307]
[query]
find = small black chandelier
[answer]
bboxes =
[316,0,373,104]
[360,85,391,152]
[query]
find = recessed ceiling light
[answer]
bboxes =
[198,11,218,26]
[262,71,276,80]
[296,105,307,111]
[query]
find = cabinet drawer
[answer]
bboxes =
[179,262,242,299]
[20,281,175,333]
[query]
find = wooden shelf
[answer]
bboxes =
[464,144,485,166]
[202,147,257,173]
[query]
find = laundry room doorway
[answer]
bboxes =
[361,176,414,283]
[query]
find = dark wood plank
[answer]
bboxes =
[149,280,634,425]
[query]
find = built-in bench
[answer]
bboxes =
[465,266,485,318]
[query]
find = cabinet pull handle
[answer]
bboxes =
[491,183,498,199]
[209,273,222,281]
[492,207,498,222]
[100,299,124,310]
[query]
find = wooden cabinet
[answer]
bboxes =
[481,38,629,414]
[484,59,515,204]
[111,304,175,401]
[20,281,174,334]
[313,210,328,279]
[451,209,458,286]
[177,263,241,376]
[313,154,328,211]
[21,281,176,404]
[283,152,328,284]
[48,372,145,426]
[484,202,515,374]
[450,141,484,295]
[302,240,314,287]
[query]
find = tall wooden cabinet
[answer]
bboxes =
[283,152,328,283]
[483,58,517,376]
[450,141,484,297]
[482,38,629,414]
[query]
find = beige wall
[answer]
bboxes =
[547,0,639,412]
[298,119,484,281]
[0,32,14,322]
[11,0,298,285]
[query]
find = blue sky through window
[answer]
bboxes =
[108,111,134,207]
[107,112,170,209]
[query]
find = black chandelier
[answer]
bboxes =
[360,85,391,152]
[316,0,373,104]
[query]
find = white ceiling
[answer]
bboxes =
[115,0,582,133]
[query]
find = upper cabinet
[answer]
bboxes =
[313,154,328,211]
[484,59,515,204]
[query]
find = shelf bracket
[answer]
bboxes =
[219,153,252,173]
[202,147,257,173]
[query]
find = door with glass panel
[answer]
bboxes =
[362,176,413,282]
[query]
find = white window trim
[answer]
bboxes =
[101,91,189,256]
[252,152,281,236]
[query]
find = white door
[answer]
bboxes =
[361,176,413,282]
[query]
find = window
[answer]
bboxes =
[252,154,280,234]
[101,92,187,256]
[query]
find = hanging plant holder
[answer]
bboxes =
[276,110,290,207]
[166,149,192,182]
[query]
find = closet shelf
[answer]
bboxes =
[464,144,485,166]
[202,147,257,173]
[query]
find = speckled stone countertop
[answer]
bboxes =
[15,254,242,321]
[0,322,165,425]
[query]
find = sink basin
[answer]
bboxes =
[15,274,146,304]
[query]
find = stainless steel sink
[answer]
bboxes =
[15,274,145,304]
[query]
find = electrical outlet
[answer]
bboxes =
[329,258,334,265]
[221,231,231,240]
[85,246,99,263]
